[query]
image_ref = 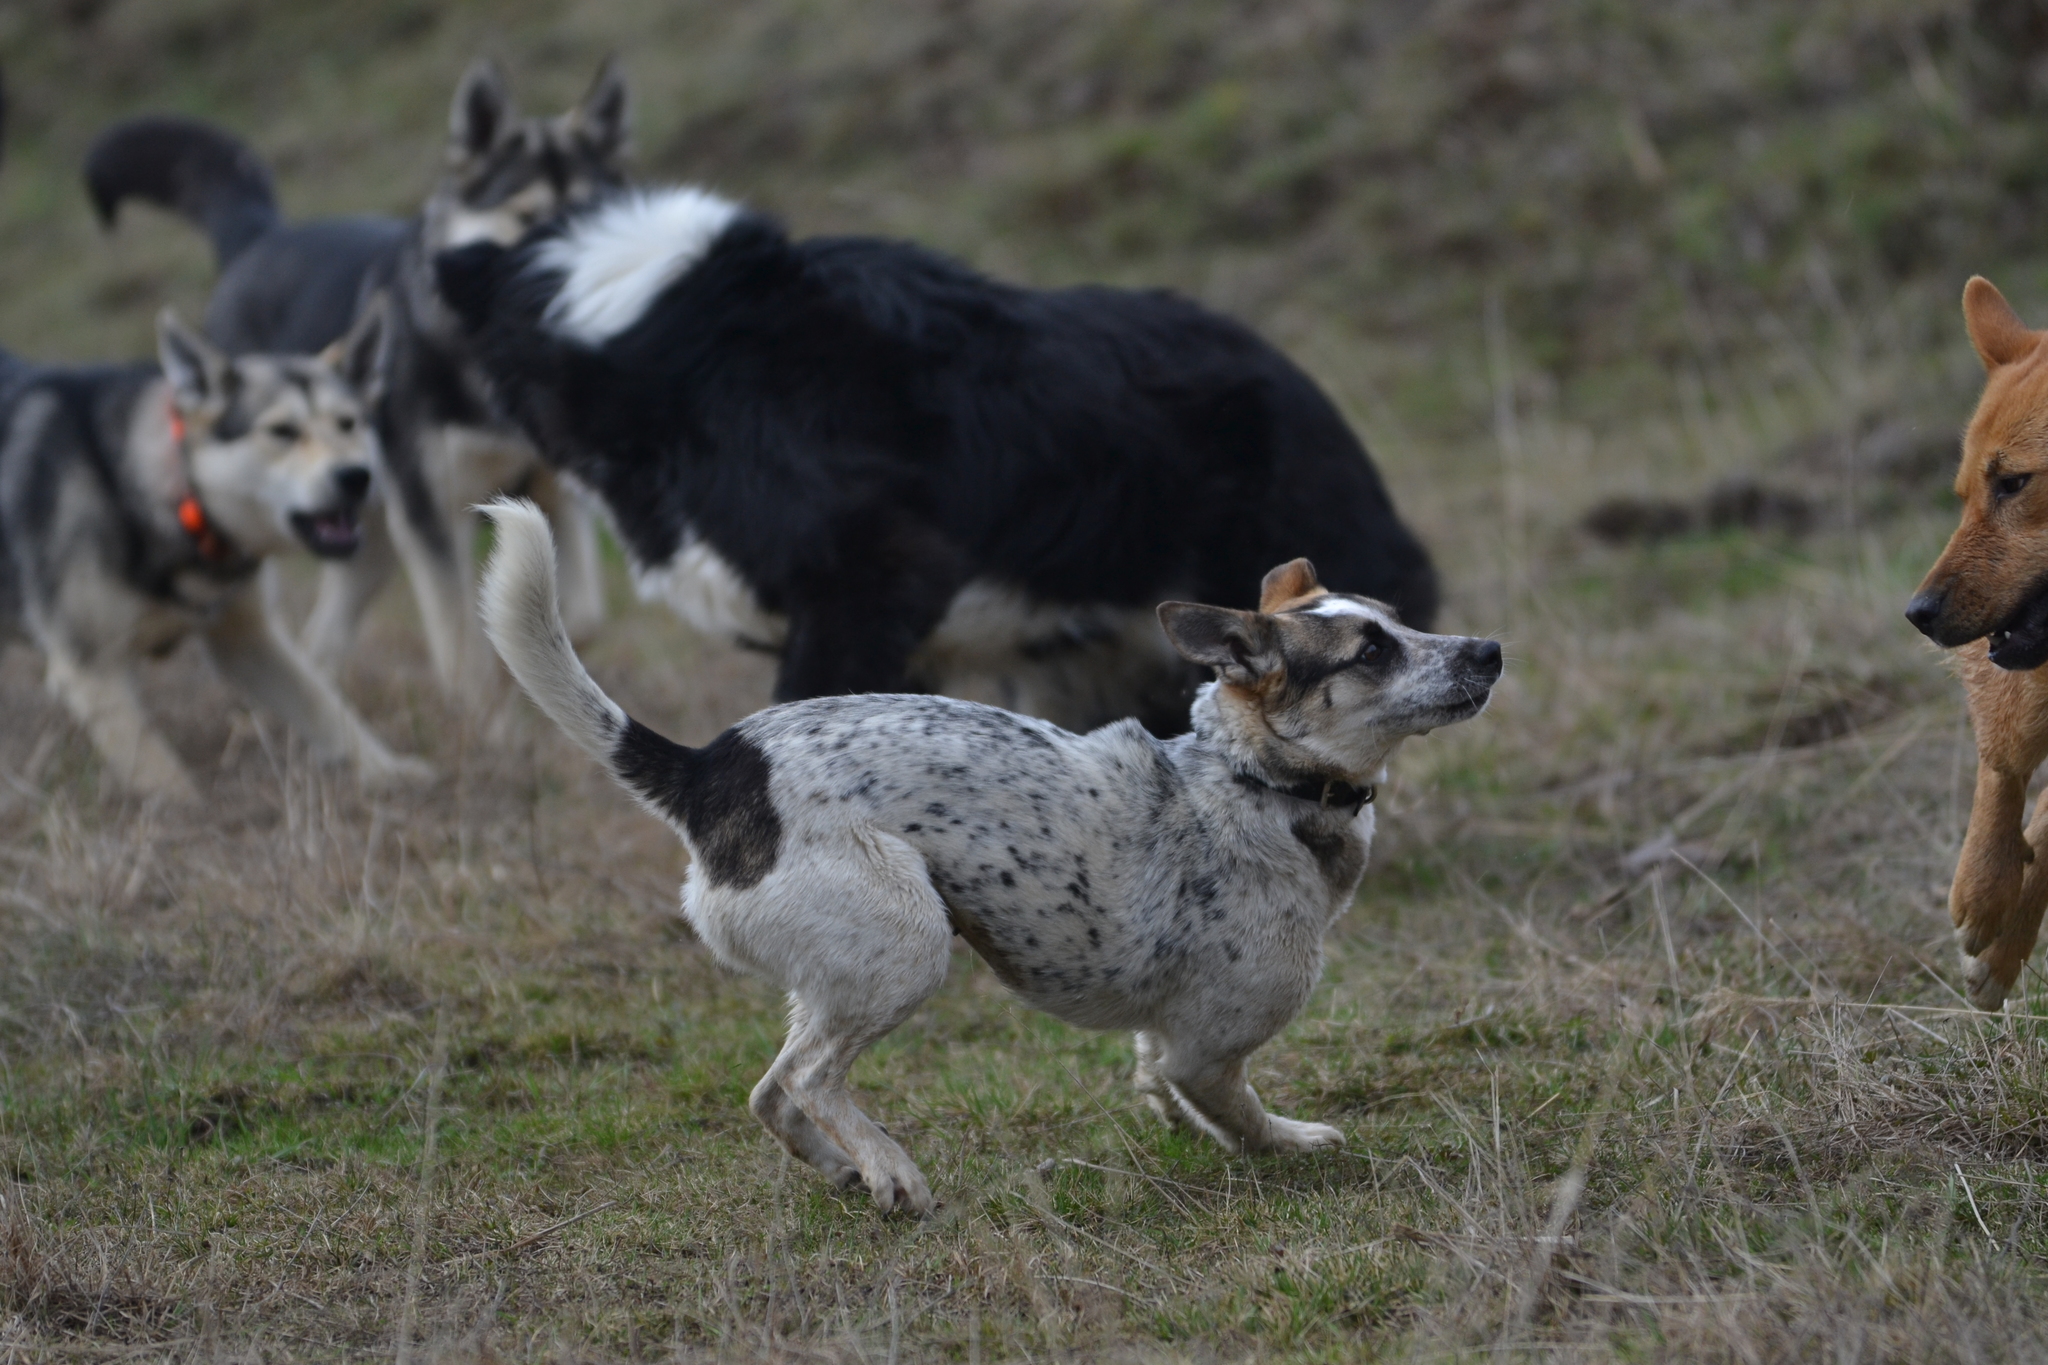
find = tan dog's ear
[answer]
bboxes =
[1966,276,2035,371]
[1258,558,1322,612]
[1158,603,1281,686]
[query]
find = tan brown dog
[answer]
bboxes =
[1907,277,2048,1008]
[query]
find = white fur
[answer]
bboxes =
[536,187,740,345]
[632,534,787,647]
[477,498,626,760]
[1307,597,1375,618]
[479,507,1500,1214]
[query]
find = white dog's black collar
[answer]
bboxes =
[1239,772,1375,816]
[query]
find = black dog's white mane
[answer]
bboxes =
[439,184,1441,733]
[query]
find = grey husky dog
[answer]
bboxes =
[85,58,630,700]
[479,497,1499,1213]
[0,302,431,799]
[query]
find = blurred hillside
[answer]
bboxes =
[0,0,2040,455]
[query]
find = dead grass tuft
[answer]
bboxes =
[0,1193,173,1340]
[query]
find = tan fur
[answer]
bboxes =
[1914,277,2048,1007]
[1258,558,1325,613]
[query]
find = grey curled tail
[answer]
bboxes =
[85,116,279,271]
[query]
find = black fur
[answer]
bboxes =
[613,720,782,889]
[86,116,280,274]
[436,201,1441,712]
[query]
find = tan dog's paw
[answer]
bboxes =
[1261,1116,1344,1152]
[1964,943,2025,1012]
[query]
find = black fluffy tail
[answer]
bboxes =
[84,116,278,272]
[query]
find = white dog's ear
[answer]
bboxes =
[156,309,227,414]
[322,293,393,408]
[450,56,513,163]
[1158,603,1282,685]
[571,54,629,159]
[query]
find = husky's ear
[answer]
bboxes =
[1158,603,1282,686]
[321,293,393,407]
[434,243,506,332]
[450,57,513,163]
[571,55,629,160]
[1966,276,2036,372]
[156,309,227,413]
[1258,558,1323,612]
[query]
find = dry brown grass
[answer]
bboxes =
[2,336,2043,1361]
[10,1,2048,1359]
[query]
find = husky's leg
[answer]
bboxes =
[386,496,498,705]
[526,467,606,644]
[300,511,399,678]
[203,586,433,789]
[43,647,195,800]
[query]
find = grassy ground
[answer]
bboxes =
[8,1,2048,1360]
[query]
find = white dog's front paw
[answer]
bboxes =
[860,1159,935,1216]
[1261,1117,1344,1152]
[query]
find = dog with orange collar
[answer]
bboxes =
[0,298,432,799]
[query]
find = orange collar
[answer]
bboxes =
[166,402,232,563]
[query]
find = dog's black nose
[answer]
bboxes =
[334,465,372,502]
[1905,589,1947,639]
[1466,638,1503,680]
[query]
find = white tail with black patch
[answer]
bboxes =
[478,497,630,760]
[479,497,783,890]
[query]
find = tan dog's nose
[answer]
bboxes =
[1906,587,1949,641]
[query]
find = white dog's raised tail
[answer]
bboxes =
[478,497,628,761]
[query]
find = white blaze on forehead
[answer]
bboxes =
[536,187,740,346]
[1305,596,1379,620]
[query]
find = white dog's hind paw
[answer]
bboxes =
[1262,1117,1344,1152]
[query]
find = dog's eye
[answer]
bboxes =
[268,422,302,444]
[1998,473,2034,502]
[335,414,357,434]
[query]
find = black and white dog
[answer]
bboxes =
[84,58,631,697]
[480,498,1497,1211]
[434,187,1442,735]
[0,303,431,799]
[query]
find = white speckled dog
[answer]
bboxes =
[479,497,1501,1213]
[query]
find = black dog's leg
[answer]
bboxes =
[774,515,967,701]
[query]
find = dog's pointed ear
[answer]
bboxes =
[322,292,393,408]
[1258,558,1323,612]
[450,57,513,163]
[571,55,629,160]
[1966,276,2036,371]
[156,308,227,413]
[1158,603,1282,686]
[434,243,505,333]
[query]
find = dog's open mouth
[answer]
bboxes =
[290,507,363,559]
[1987,582,2048,670]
